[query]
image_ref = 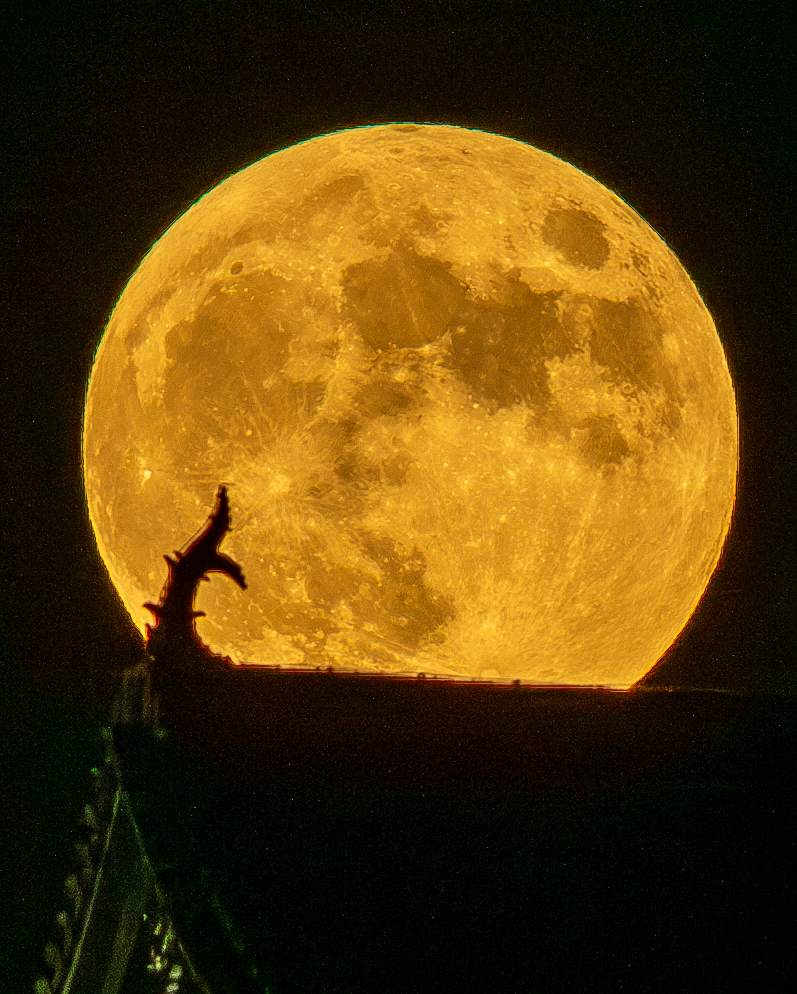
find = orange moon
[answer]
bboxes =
[83,124,737,688]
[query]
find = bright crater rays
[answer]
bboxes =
[83,124,737,688]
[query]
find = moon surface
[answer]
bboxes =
[83,124,737,688]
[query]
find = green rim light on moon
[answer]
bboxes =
[83,124,738,689]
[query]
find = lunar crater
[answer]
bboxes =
[542,206,610,270]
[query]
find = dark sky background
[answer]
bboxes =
[1,1,795,986]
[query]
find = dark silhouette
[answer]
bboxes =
[142,485,247,723]
[144,484,246,650]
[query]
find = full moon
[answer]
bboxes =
[84,124,737,688]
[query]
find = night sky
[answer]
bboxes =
[2,1,795,989]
